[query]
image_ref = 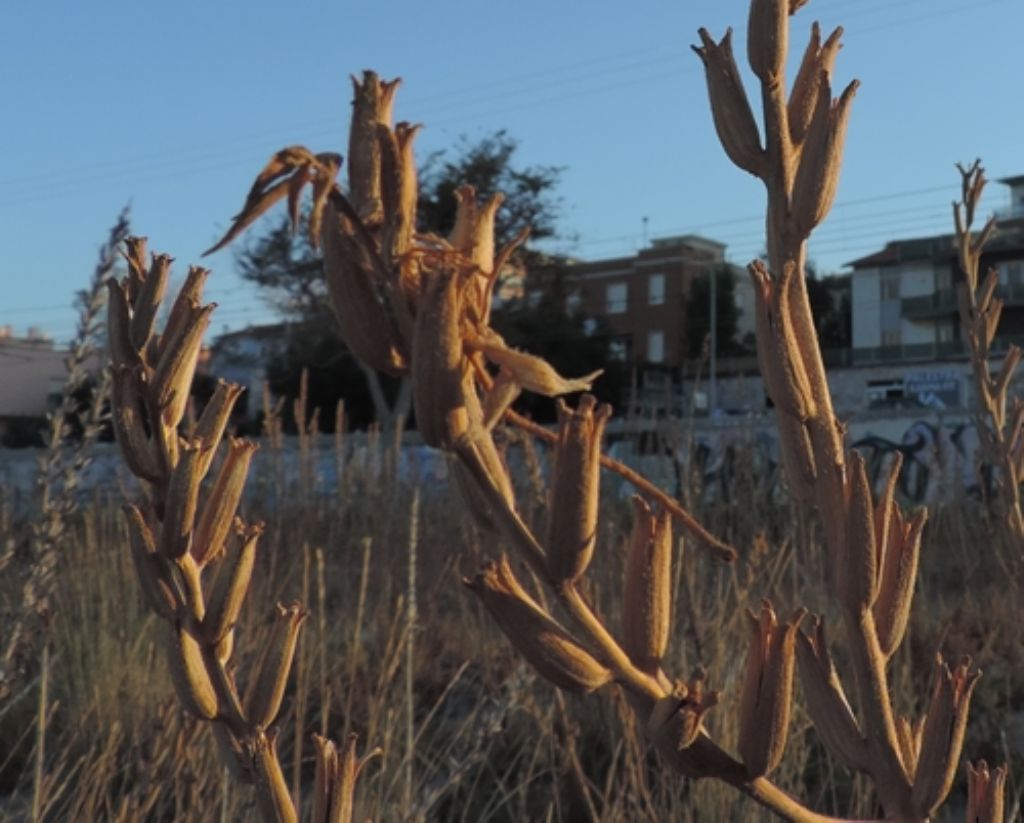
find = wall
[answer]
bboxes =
[852,266,881,348]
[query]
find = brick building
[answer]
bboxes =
[554,234,749,368]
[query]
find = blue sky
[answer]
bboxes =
[2,0,1021,344]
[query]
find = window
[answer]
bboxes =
[647,329,664,363]
[881,275,900,301]
[606,282,627,314]
[565,291,582,314]
[648,273,665,306]
[881,329,901,346]
[609,338,629,362]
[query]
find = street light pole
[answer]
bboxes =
[709,266,717,415]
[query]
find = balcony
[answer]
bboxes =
[902,283,1024,319]
[851,334,1024,365]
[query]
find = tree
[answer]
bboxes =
[417,130,564,247]
[806,273,851,350]
[685,266,740,359]
[234,130,567,429]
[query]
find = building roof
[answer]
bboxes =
[846,222,1024,270]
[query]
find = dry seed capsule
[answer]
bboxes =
[311,735,339,823]
[966,760,1007,823]
[546,395,611,583]
[693,28,765,178]
[788,24,843,145]
[107,279,141,369]
[110,365,166,484]
[250,729,295,822]
[645,673,718,751]
[873,508,925,658]
[747,0,788,82]
[894,714,924,780]
[246,602,308,728]
[795,616,870,773]
[165,622,219,720]
[840,452,877,614]
[123,236,148,299]
[378,122,421,262]
[130,253,172,351]
[411,266,476,448]
[348,71,400,224]
[159,266,209,362]
[321,200,408,376]
[791,79,858,240]
[202,521,261,644]
[151,301,214,430]
[192,438,258,567]
[737,601,804,777]
[465,557,612,694]
[124,504,180,622]
[160,439,205,560]
[622,497,673,673]
[911,657,980,818]
[193,380,245,479]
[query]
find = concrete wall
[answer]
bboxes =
[852,266,881,348]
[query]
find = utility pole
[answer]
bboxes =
[709,266,717,415]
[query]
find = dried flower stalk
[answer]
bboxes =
[107,239,376,821]
[200,7,1003,812]
[952,159,1024,540]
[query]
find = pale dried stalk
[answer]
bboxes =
[106,238,377,822]
[695,2,1000,820]
[952,159,1024,541]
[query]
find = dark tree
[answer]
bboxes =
[685,266,740,359]
[806,274,851,350]
[417,130,564,247]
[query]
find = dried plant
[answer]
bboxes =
[952,159,1024,542]
[185,2,1008,820]
[105,237,378,821]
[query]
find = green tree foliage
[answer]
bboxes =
[685,266,740,359]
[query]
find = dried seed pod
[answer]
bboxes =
[249,729,296,822]
[747,0,788,82]
[107,279,141,369]
[469,326,602,397]
[321,201,409,376]
[194,380,246,479]
[246,602,308,729]
[130,253,172,351]
[159,266,209,361]
[151,301,214,430]
[202,521,261,644]
[546,395,611,583]
[795,616,870,773]
[791,77,859,239]
[411,265,478,448]
[481,368,522,431]
[645,673,719,751]
[840,451,877,613]
[110,365,166,484]
[622,497,673,673]
[966,760,1007,823]
[123,236,148,301]
[348,70,401,224]
[464,556,612,694]
[693,28,765,178]
[378,121,422,262]
[165,622,219,720]
[160,439,204,560]
[192,438,258,567]
[788,24,843,145]
[449,442,516,534]
[911,656,980,818]
[873,508,925,658]
[738,601,804,777]
[311,734,380,823]
[124,504,181,622]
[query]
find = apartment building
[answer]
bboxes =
[558,234,749,368]
[849,176,1024,365]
